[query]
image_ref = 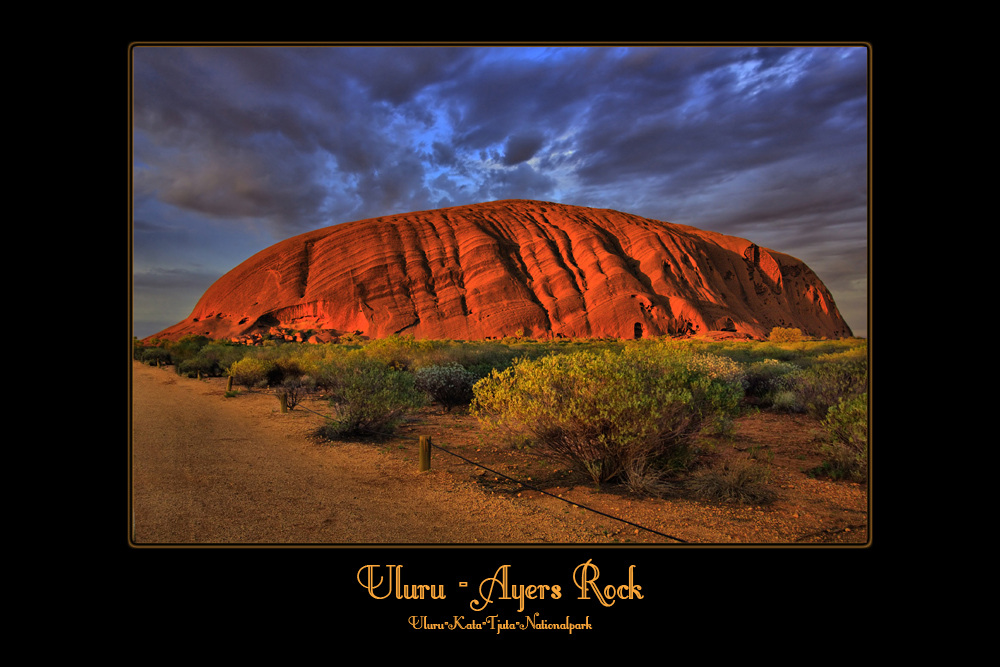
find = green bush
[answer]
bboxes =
[363,334,439,371]
[816,392,868,480]
[684,352,747,388]
[309,347,357,393]
[229,357,277,391]
[471,345,744,485]
[315,355,426,440]
[770,390,805,413]
[178,356,217,378]
[168,335,212,365]
[271,355,305,386]
[783,357,867,419]
[420,341,527,379]
[769,327,803,343]
[141,347,172,366]
[190,343,248,377]
[279,375,316,410]
[414,364,476,412]
[337,332,366,345]
[743,359,801,403]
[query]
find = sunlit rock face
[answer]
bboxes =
[150,200,852,342]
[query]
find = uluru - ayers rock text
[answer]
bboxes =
[149,200,852,343]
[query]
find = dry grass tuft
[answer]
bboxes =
[686,455,775,505]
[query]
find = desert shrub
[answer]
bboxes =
[743,359,801,403]
[815,392,868,480]
[782,356,867,419]
[308,346,359,393]
[685,352,747,388]
[271,355,305,385]
[190,343,248,377]
[283,343,335,375]
[770,390,805,413]
[470,345,744,485]
[169,334,212,360]
[164,336,212,373]
[232,347,307,385]
[363,334,440,371]
[754,344,804,363]
[789,342,863,371]
[414,364,476,412]
[141,347,172,366]
[315,355,426,440]
[686,455,775,505]
[228,357,277,391]
[419,341,526,378]
[465,362,504,383]
[796,341,848,359]
[696,341,758,365]
[337,332,366,345]
[178,356,217,378]
[769,327,803,343]
[621,457,678,496]
[814,343,867,366]
[279,375,316,410]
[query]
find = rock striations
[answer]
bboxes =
[149,200,852,343]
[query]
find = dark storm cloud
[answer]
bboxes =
[430,140,457,167]
[441,48,597,152]
[134,46,866,228]
[133,47,470,234]
[347,150,437,221]
[145,145,331,233]
[333,47,477,106]
[571,47,867,197]
[135,48,337,235]
[502,133,545,166]
[475,163,558,202]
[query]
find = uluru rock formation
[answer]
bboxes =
[149,200,852,343]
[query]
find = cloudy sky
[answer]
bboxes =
[132,44,868,339]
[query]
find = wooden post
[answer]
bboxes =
[419,436,431,472]
[279,393,288,413]
[226,376,234,392]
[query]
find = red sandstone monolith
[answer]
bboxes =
[150,200,852,342]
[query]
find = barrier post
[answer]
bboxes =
[420,436,431,471]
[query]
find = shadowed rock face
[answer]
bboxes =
[149,200,853,342]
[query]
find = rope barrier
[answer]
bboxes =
[428,441,689,543]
